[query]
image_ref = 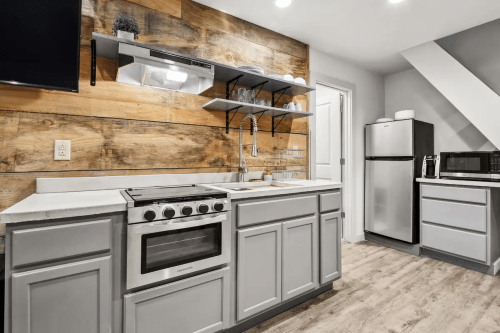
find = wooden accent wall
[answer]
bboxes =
[0,0,310,212]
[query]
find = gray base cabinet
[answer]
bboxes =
[420,184,500,268]
[237,223,282,321]
[320,212,342,284]
[282,216,318,301]
[11,256,112,333]
[124,267,230,333]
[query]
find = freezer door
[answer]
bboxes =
[365,159,415,243]
[366,120,413,157]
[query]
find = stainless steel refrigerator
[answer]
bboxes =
[365,119,433,244]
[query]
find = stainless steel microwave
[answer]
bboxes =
[440,151,500,180]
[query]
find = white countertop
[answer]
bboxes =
[417,178,500,188]
[205,179,342,200]
[0,179,342,225]
[0,190,127,224]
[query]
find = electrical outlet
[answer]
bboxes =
[54,140,71,160]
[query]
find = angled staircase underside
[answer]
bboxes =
[402,41,500,149]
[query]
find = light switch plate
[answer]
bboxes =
[54,140,71,160]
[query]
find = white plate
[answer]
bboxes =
[238,65,265,75]
[268,74,284,80]
[376,118,394,123]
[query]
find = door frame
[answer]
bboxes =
[309,71,355,243]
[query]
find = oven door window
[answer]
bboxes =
[141,223,222,274]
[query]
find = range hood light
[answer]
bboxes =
[116,43,215,95]
[167,70,188,83]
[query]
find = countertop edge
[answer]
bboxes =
[223,183,343,200]
[416,178,500,188]
[0,203,127,225]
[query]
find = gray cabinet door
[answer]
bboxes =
[320,212,342,284]
[124,267,230,333]
[237,223,282,321]
[12,256,112,333]
[282,216,319,301]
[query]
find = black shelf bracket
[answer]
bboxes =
[272,86,291,107]
[249,110,269,135]
[91,39,96,86]
[226,106,242,134]
[253,110,267,124]
[251,81,270,99]
[226,75,244,100]
[272,113,288,137]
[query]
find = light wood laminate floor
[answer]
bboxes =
[245,241,500,333]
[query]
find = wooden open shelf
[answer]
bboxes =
[202,99,313,136]
[202,99,312,119]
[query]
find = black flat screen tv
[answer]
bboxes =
[0,0,82,92]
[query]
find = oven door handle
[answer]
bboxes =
[131,213,228,233]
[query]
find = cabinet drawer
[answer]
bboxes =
[237,195,317,227]
[319,191,341,213]
[421,185,487,204]
[12,219,111,267]
[124,267,230,333]
[421,223,487,262]
[421,199,486,232]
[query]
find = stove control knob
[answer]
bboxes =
[163,206,176,219]
[144,209,156,222]
[198,204,209,214]
[182,205,193,216]
[213,202,224,212]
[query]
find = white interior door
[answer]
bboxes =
[315,84,342,182]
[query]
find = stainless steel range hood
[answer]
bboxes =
[117,43,214,95]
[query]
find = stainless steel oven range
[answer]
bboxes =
[121,185,230,290]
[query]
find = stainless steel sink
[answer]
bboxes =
[212,181,303,192]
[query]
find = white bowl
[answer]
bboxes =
[376,118,394,123]
[294,77,306,85]
[283,74,294,82]
[395,110,415,120]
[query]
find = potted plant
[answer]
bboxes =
[111,14,140,41]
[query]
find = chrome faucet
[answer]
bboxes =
[239,114,258,182]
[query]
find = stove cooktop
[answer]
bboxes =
[123,185,227,206]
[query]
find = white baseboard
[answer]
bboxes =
[491,257,500,276]
[350,233,366,244]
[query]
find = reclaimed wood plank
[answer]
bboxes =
[91,0,203,57]
[181,0,308,60]
[125,0,181,18]
[0,111,307,173]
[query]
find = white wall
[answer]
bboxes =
[385,69,496,152]
[386,19,500,152]
[310,48,385,243]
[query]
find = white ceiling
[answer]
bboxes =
[194,0,500,75]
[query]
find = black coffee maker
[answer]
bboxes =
[422,155,440,178]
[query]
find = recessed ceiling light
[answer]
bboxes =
[275,0,291,8]
[389,0,405,3]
